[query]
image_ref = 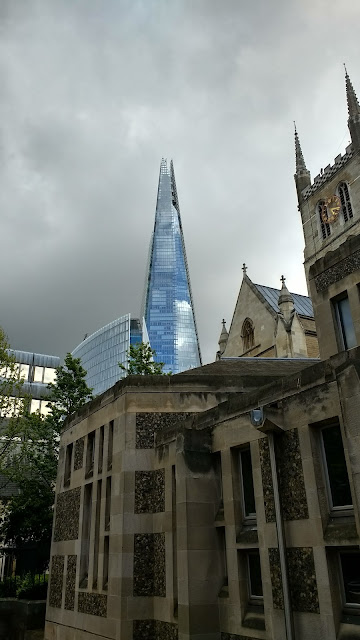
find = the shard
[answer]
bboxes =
[143,158,201,374]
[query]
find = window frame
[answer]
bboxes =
[338,549,360,616]
[239,447,257,524]
[318,199,331,240]
[242,318,255,353]
[319,423,353,516]
[246,550,264,605]
[338,182,353,224]
[332,293,357,351]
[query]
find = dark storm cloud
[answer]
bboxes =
[1,0,360,364]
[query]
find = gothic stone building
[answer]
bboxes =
[217,275,319,361]
[45,70,360,640]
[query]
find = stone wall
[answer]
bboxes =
[269,547,319,613]
[53,487,81,541]
[133,533,166,597]
[259,429,308,522]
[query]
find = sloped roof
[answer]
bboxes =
[254,284,314,317]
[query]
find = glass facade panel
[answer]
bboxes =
[72,315,146,396]
[143,159,201,374]
[33,366,44,383]
[43,367,57,384]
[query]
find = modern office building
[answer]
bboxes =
[143,158,201,374]
[10,349,60,415]
[71,315,146,396]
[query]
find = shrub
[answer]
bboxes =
[16,573,48,600]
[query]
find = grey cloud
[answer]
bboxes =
[0,0,360,365]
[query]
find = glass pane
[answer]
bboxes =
[322,425,352,507]
[33,366,44,383]
[43,367,57,384]
[248,552,263,597]
[40,400,52,416]
[241,448,256,517]
[19,363,30,381]
[340,553,360,605]
[337,297,357,349]
[30,399,41,413]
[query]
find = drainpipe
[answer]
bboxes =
[267,431,295,640]
[250,409,295,640]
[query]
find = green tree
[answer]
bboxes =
[0,327,26,479]
[46,353,93,431]
[119,342,168,375]
[0,351,93,565]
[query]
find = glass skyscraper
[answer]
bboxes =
[72,315,146,396]
[143,158,201,374]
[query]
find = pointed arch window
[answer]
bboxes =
[338,182,353,223]
[242,318,255,352]
[318,200,331,240]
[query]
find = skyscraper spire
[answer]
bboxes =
[344,65,360,150]
[294,122,311,205]
[143,158,201,374]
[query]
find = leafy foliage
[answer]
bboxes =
[0,349,93,558]
[119,342,168,375]
[46,353,93,429]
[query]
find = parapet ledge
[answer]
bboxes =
[302,143,354,200]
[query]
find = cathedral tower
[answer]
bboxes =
[143,159,201,374]
[295,68,360,359]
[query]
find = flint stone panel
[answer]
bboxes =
[48,555,64,609]
[135,469,165,513]
[259,429,308,522]
[133,620,178,640]
[53,487,81,541]
[133,533,166,596]
[315,249,360,292]
[74,437,85,470]
[64,555,77,611]
[136,412,190,449]
[77,592,107,617]
[269,547,319,613]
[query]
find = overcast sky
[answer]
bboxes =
[1,0,360,366]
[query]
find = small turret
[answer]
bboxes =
[278,276,295,327]
[294,123,311,206]
[216,319,229,360]
[345,65,360,151]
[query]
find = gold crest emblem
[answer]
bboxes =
[321,195,341,224]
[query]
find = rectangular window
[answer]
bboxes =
[107,421,114,471]
[103,535,109,590]
[217,527,228,592]
[98,425,104,474]
[240,448,256,521]
[33,366,44,383]
[247,551,263,602]
[321,424,352,511]
[64,443,73,487]
[43,367,57,384]
[333,295,357,350]
[79,483,93,588]
[105,476,112,531]
[19,363,30,381]
[339,551,360,613]
[86,431,95,478]
[92,480,102,589]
